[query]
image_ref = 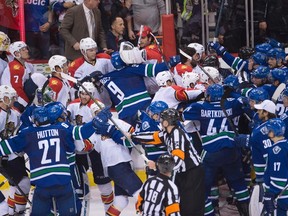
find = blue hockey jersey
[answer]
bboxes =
[182,98,244,152]
[264,139,288,201]
[100,63,168,122]
[0,122,95,187]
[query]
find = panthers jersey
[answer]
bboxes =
[0,121,96,187]
[264,139,288,200]
[249,121,274,182]
[182,98,243,152]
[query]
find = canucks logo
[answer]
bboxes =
[142,121,150,131]
[273,146,281,154]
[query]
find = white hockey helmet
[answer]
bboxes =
[80,37,97,54]
[188,43,205,60]
[9,41,27,58]
[48,55,67,72]
[0,32,11,52]
[0,85,17,102]
[182,72,200,88]
[199,66,221,83]
[78,82,96,95]
[90,101,105,116]
[119,41,147,64]
[156,71,173,86]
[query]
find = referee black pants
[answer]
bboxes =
[175,165,205,216]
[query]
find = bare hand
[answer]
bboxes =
[128,30,136,40]
[147,160,156,170]
[39,22,50,32]
[73,42,80,50]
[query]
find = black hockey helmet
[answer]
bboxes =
[202,54,220,68]
[238,46,255,60]
[157,154,175,173]
[160,108,180,125]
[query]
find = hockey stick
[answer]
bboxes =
[235,61,247,77]
[272,83,286,103]
[0,177,7,188]
[60,73,149,162]
[137,25,144,48]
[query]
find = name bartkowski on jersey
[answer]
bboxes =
[201,108,232,118]
[37,129,59,139]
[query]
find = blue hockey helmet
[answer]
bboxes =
[266,48,286,62]
[157,154,175,173]
[251,52,267,66]
[32,107,50,125]
[111,51,126,70]
[255,43,272,53]
[251,66,270,79]
[147,101,169,116]
[206,84,224,101]
[266,118,286,136]
[223,75,239,89]
[45,102,67,123]
[248,87,269,103]
[269,68,287,83]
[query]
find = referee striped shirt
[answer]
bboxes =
[136,174,180,216]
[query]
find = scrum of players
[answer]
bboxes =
[0,29,288,216]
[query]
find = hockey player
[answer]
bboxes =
[132,108,205,216]
[280,87,288,139]
[182,84,250,216]
[0,32,11,79]
[181,72,200,89]
[187,42,206,74]
[266,48,286,69]
[67,82,114,213]
[88,104,143,216]
[152,71,203,109]
[0,85,30,215]
[195,66,223,91]
[44,55,71,106]
[1,41,34,112]
[0,105,100,215]
[69,37,115,80]
[99,45,179,126]
[136,154,181,216]
[263,118,288,216]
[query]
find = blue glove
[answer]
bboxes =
[93,117,116,136]
[96,107,112,123]
[263,192,276,214]
[266,38,283,48]
[234,134,250,148]
[209,42,226,56]
[168,55,180,67]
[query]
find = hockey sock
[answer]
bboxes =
[7,196,15,215]
[0,200,8,216]
[14,193,27,214]
[106,205,121,216]
[111,195,128,212]
[98,183,114,211]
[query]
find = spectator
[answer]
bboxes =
[106,16,126,52]
[60,0,108,61]
[126,0,165,41]
[24,0,53,59]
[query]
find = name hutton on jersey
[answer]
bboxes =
[37,129,59,139]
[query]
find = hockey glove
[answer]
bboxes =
[234,134,250,148]
[266,37,283,49]
[209,42,226,56]
[168,55,181,67]
[96,107,112,123]
[263,192,276,214]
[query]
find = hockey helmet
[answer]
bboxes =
[48,55,67,72]
[269,68,287,83]
[32,107,50,125]
[147,101,168,116]
[223,75,239,89]
[182,72,200,88]
[45,102,67,123]
[111,51,126,70]
[248,87,269,103]
[238,46,255,60]
[119,41,147,64]
[155,71,173,86]
[160,108,180,126]
[251,52,267,66]
[0,85,17,104]
[206,84,224,101]
[0,32,11,51]
[265,118,286,137]
[255,43,272,53]
[157,154,175,173]
[200,66,221,83]
[251,66,270,79]
[80,37,97,54]
[202,55,220,68]
[188,43,205,57]
[79,82,96,95]
[9,41,28,58]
